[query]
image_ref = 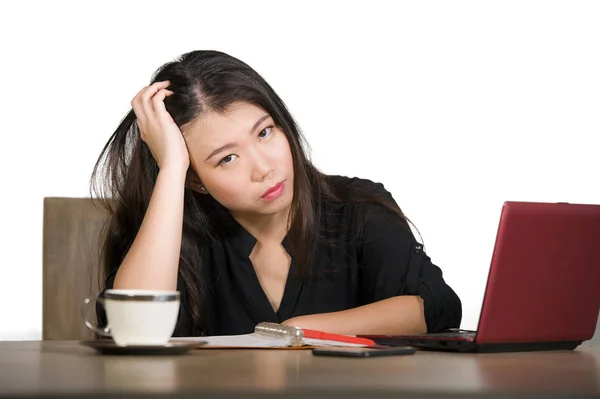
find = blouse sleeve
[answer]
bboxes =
[356,191,462,333]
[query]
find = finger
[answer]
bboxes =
[151,88,172,117]
[140,81,171,124]
[131,85,148,107]
[140,81,171,104]
[132,82,167,125]
[131,87,149,124]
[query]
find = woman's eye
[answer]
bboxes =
[219,154,238,166]
[258,126,272,139]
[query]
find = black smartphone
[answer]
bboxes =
[312,346,416,357]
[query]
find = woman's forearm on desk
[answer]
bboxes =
[283,296,427,336]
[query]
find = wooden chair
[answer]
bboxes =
[42,197,109,340]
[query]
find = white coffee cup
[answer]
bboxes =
[83,289,180,347]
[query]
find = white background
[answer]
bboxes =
[0,0,598,339]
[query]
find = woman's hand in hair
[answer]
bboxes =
[131,81,190,172]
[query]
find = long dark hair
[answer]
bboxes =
[91,50,410,335]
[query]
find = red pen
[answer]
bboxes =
[301,329,376,346]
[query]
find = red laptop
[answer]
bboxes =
[385,201,600,353]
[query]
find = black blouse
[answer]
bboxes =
[104,176,462,336]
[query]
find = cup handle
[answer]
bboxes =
[82,296,112,337]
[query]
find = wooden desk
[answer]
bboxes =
[0,341,598,398]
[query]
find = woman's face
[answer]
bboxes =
[183,101,294,218]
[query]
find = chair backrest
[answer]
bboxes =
[42,197,110,340]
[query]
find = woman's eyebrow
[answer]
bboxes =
[204,115,272,162]
[250,114,271,134]
[204,143,237,162]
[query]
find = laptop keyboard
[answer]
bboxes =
[424,329,476,339]
[430,332,475,339]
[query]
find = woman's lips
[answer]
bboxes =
[262,181,285,200]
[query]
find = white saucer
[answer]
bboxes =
[80,339,207,355]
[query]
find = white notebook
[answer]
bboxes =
[177,322,370,349]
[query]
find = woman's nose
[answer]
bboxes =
[250,151,273,182]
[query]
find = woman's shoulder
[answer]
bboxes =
[323,174,407,221]
[320,174,410,240]
[324,174,395,201]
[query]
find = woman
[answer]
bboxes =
[92,50,461,337]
